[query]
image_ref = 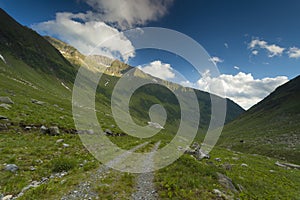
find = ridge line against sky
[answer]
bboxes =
[0,0,299,109]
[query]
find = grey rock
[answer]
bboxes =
[184,143,210,160]
[0,123,8,131]
[56,139,64,143]
[194,148,210,160]
[105,129,113,136]
[215,158,222,162]
[241,163,248,167]
[0,97,14,104]
[212,189,222,197]
[0,103,11,110]
[216,172,238,193]
[78,129,94,134]
[31,99,46,106]
[63,143,70,148]
[4,164,19,172]
[24,126,32,131]
[191,142,200,149]
[49,126,60,135]
[86,129,94,134]
[30,166,36,171]
[2,195,13,200]
[222,163,233,171]
[275,161,300,169]
[0,115,8,120]
[40,125,48,134]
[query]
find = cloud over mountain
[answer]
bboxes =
[137,60,176,80]
[197,71,288,110]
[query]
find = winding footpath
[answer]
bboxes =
[131,141,161,200]
[61,142,149,200]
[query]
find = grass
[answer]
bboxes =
[155,146,300,199]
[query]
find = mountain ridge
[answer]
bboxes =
[219,75,300,164]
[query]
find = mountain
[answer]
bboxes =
[219,75,300,164]
[0,9,76,83]
[45,36,245,131]
[0,8,244,133]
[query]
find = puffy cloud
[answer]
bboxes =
[288,47,300,58]
[137,60,175,80]
[249,39,285,57]
[196,71,288,110]
[83,0,174,29]
[33,12,135,61]
[209,56,224,64]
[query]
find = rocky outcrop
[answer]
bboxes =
[184,142,210,160]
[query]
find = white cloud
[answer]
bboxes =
[33,12,135,61]
[288,47,300,58]
[252,50,259,55]
[137,60,175,80]
[83,0,174,29]
[249,39,285,57]
[224,43,229,48]
[209,56,224,64]
[196,71,288,110]
[234,66,240,70]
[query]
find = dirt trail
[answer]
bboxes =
[132,141,161,200]
[61,142,149,200]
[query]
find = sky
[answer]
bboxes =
[1,0,300,109]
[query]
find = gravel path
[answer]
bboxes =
[61,142,149,200]
[132,141,161,200]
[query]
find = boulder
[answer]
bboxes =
[40,125,48,134]
[4,164,19,172]
[0,115,8,120]
[31,99,46,106]
[105,129,113,136]
[216,172,238,193]
[184,143,210,160]
[0,97,14,104]
[195,149,210,160]
[24,126,32,131]
[2,195,13,200]
[63,143,70,147]
[56,139,64,143]
[49,126,60,135]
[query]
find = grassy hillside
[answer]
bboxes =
[46,36,245,132]
[0,9,76,83]
[219,75,300,164]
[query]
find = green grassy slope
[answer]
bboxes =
[219,75,300,164]
[0,9,76,82]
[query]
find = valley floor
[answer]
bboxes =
[1,129,300,200]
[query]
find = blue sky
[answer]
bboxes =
[1,0,299,109]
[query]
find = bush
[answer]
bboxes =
[51,157,76,172]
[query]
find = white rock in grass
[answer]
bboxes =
[4,164,18,172]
